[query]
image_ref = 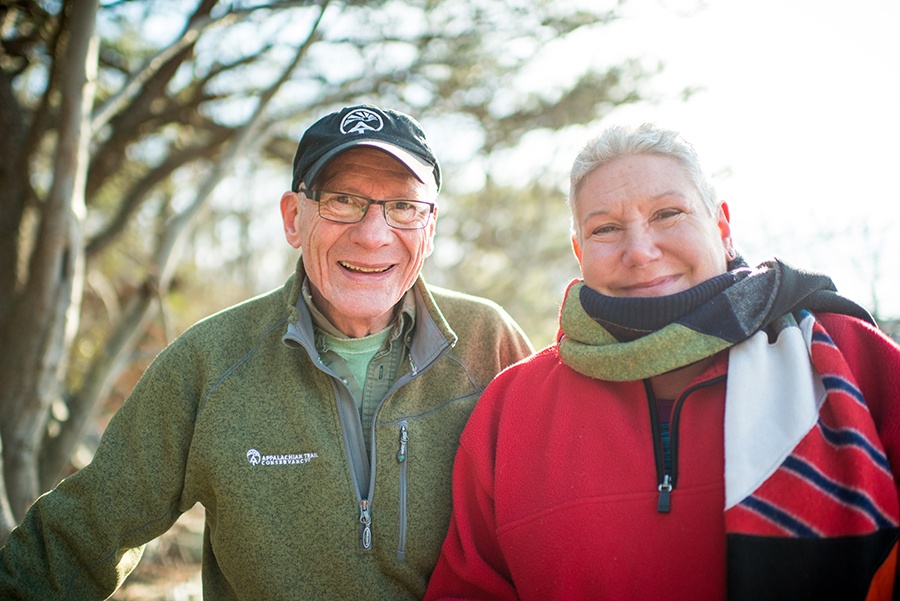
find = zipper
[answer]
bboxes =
[643,380,671,513]
[657,474,673,512]
[303,326,451,555]
[397,422,409,463]
[325,374,371,553]
[396,421,409,561]
[359,499,372,550]
[644,375,727,513]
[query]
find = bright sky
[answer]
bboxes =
[580,0,900,317]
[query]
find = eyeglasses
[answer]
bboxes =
[299,189,435,230]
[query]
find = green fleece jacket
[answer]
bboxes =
[0,260,533,600]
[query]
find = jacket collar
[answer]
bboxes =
[281,256,456,373]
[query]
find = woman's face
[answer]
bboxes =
[571,154,732,298]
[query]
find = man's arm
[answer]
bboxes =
[0,340,200,599]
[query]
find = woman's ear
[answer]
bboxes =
[717,201,734,259]
[571,234,583,264]
[718,200,731,229]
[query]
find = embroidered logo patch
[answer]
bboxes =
[246,448,319,467]
[340,107,384,135]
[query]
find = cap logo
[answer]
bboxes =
[340,108,384,135]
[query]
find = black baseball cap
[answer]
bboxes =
[291,104,441,193]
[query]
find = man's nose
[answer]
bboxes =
[350,203,394,244]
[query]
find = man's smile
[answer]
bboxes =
[339,261,393,274]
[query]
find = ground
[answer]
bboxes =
[111,505,204,601]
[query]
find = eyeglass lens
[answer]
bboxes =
[307,190,432,229]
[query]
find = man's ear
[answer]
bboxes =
[281,191,303,249]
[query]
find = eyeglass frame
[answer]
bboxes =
[298,188,436,230]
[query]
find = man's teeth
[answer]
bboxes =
[340,262,389,273]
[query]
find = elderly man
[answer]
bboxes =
[0,104,533,600]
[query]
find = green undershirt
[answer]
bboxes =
[302,280,414,454]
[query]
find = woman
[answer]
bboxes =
[424,124,900,600]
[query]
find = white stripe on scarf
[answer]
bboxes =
[724,314,827,509]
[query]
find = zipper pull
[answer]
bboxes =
[408,356,418,375]
[397,424,409,463]
[359,499,372,550]
[657,475,673,513]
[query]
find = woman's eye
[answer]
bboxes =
[656,208,682,220]
[592,224,619,236]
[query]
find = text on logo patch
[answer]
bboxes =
[246,448,319,467]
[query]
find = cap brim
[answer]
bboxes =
[302,140,436,190]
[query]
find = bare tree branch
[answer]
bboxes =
[85,125,232,258]
[155,1,327,284]
[90,4,233,133]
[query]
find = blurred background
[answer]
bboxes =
[1,0,897,597]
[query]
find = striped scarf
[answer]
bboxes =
[558,258,899,600]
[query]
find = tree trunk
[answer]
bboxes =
[35,6,323,488]
[0,0,99,519]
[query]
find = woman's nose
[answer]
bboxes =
[622,228,662,267]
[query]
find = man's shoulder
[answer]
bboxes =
[422,283,524,337]
[179,280,291,345]
[418,281,532,356]
[424,283,507,315]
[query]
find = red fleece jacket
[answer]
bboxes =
[424,314,900,600]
